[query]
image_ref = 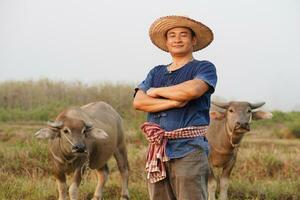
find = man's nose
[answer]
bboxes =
[173,35,182,42]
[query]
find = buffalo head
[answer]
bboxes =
[35,117,108,154]
[210,101,272,134]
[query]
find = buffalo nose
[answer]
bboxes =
[72,144,86,153]
[236,122,250,129]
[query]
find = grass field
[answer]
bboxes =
[1,122,299,200]
[0,80,300,200]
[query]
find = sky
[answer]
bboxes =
[0,0,299,111]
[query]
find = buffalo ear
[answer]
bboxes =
[34,128,57,139]
[90,128,109,140]
[210,111,226,120]
[252,111,273,120]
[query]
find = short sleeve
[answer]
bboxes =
[134,68,155,97]
[194,61,218,94]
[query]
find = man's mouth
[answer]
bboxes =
[173,45,183,48]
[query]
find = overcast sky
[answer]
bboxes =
[1,0,299,111]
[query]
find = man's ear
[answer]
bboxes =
[90,128,109,141]
[252,111,273,120]
[34,128,57,139]
[210,111,226,120]
[192,36,197,46]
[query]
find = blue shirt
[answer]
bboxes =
[136,59,217,159]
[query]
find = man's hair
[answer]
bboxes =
[188,28,196,37]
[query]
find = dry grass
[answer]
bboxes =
[1,123,300,200]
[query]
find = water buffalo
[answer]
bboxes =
[35,101,130,200]
[206,101,272,200]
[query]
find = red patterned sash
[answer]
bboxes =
[141,122,208,183]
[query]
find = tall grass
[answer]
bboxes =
[2,79,300,137]
[0,79,146,129]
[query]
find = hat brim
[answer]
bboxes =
[149,16,214,52]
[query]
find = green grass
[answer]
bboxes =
[252,111,300,138]
[0,174,56,200]
[229,179,300,200]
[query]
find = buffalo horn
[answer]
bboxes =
[211,101,229,109]
[84,121,93,129]
[249,102,265,109]
[47,121,63,128]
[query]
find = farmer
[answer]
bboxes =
[133,15,217,200]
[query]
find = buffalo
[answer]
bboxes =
[35,101,130,200]
[207,101,272,200]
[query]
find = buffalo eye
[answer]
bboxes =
[82,128,90,136]
[63,128,69,134]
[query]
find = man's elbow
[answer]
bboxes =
[133,98,147,111]
[186,80,208,96]
[133,99,141,110]
[187,86,208,99]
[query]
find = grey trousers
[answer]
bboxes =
[147,149,210,200]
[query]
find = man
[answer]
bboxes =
[133,15,217,200]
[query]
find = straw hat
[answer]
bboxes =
[149,15,214,52]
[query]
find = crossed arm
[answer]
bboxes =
[133,79,209,113]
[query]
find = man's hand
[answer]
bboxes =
[146,88,159,98]
[133,90,188,113]
[146,87,189,108]
[173,100,188,108]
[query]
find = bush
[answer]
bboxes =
[287,122,300,138]
[252,111,300,139]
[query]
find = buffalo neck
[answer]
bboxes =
[208,120,236,155]
[50,137,77,164]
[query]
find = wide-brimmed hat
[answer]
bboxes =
[149,15,214,52]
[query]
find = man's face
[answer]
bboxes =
[166,27,196,56]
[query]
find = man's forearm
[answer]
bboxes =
[133,90,183,113]
[148,79,209,101]
[135,100,176,113]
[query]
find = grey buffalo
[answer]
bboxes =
[35,101,130,200]
[206,101,272,200]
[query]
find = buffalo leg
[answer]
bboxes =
[92,164,109,200]
[219,158,236,200]
[55,172,67,200]
[208,165,217,200]
[69,168,82,200]
[114,144,130,200]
